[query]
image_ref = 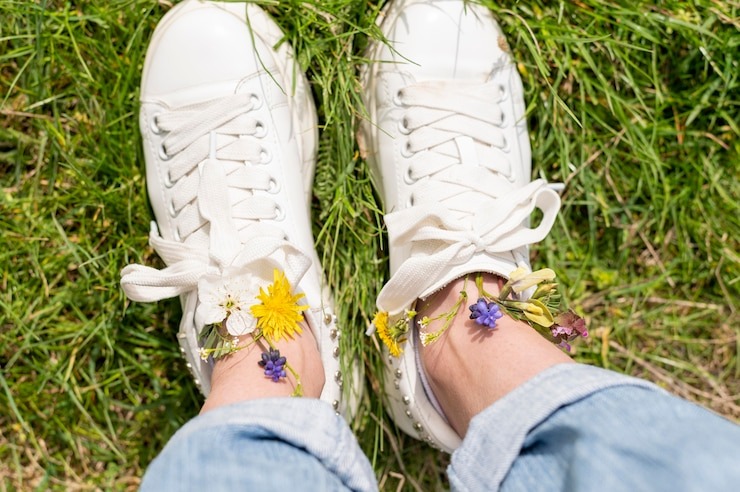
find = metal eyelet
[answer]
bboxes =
[158,144,171,161]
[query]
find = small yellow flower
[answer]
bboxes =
[509,299,555,327]
[373,311,403,357]
[532,282,558,299]
[508,267,556,293]
[251,270,307,341]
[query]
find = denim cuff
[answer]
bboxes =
[158,398,376,492]
[448,364,659,491]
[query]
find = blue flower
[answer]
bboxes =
[469,298,503,329]
[258,348,287,382]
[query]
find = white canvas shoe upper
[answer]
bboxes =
[121,0,357,417]
[361,0,561,451]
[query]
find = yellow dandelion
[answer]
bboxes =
[251,269,307,341]
[373,311,403,357]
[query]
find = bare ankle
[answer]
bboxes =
[417,274,573,436]
[201,326,325,414]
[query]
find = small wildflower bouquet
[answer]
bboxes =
[372,268,587,356]
[197,268,308,396]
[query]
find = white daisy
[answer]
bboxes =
[195,271,259,336]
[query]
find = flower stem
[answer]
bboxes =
[263,337,303,397]
[419,277,469,346]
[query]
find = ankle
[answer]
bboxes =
[201,326,325,414]
[417,273,573,436]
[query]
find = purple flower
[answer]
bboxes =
[557,340,572,351]
[258,348,287,382]
[469,298,503,329]
[551,310,588,350]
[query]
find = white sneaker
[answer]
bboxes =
[360,0,561,451]
[121,0,358,417]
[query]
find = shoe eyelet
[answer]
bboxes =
[260,148,272,164]
[150,115,163,135]
[498,84,507,100]
[274,204,285,221]
[403,166,415,184]
[168,202,178,218]
[163,171,175,188]
[158,144,171,161]
[500,111,507,126]
[173,227,181,242]
[398,117,410,135]
[400,140,414,158]
[393,89,404,106]
[249,93,262,109]
[254,121,267,138]
[501,136,511,152]
[267,177,280,194]
[406,194,415,207]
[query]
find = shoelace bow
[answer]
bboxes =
[122,94,310,303]
[376,81,561,314]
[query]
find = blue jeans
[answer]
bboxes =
[141,365,740,491]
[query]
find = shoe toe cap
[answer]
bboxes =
[379,0,509,81]
[141,1,266,98]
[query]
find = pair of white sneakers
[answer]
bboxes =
[121,0,560,453]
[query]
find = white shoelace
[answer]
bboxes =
[122,94,310,303]
[376,80,561,315]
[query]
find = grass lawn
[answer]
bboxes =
[1,0,738,489]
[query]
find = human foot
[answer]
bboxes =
[360,0,564,451]
[416,274,574,437]
[121,0,357,417]
[201,322,325,413]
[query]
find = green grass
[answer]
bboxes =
[1,0,738,489]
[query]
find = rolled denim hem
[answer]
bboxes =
[143,398,376,492]
[448,364,657,491]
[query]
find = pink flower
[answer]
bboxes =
[551,310,588,349]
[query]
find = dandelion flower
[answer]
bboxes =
[251,269,307,341]
[373,311,404,357]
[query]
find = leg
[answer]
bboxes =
[417,274,573,437]
[448,366,740,491]
[141,398,373,491]
[360,1,740,490]
[201,324,324,412]
[360,0,566,452]
[121,1,371,489]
